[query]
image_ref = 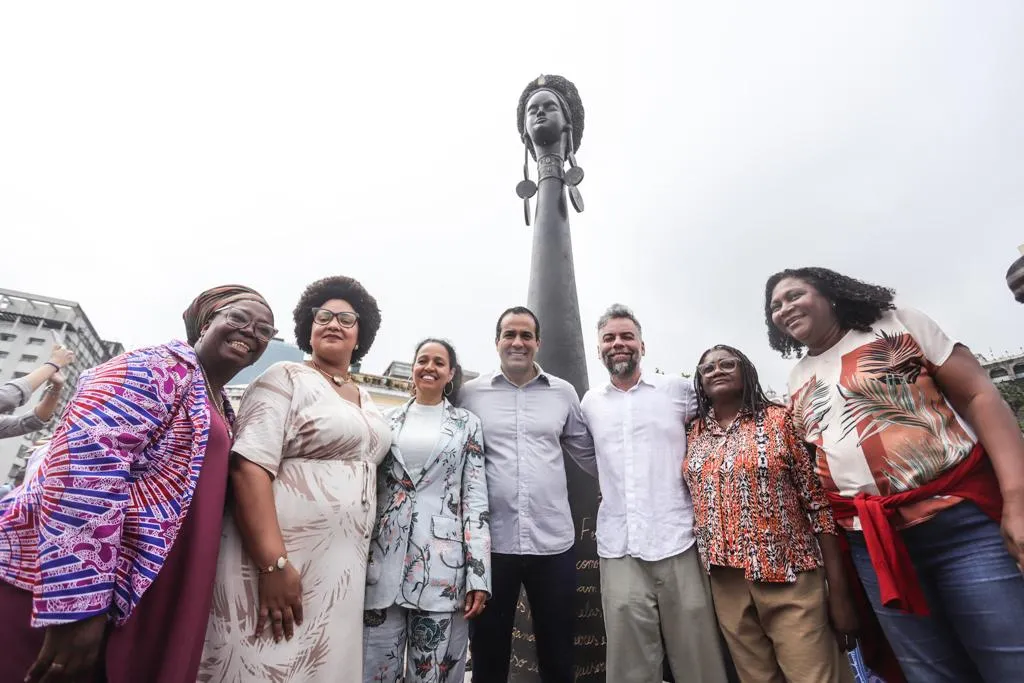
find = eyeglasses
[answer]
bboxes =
[214,307,278,342]
[312,308,359,328]
[697,358,740,377]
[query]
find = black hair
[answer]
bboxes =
[693,345,776,421]
[494,306,541,342]
[293,275,381,363]
[414,338,463,405]
[764,267,896,358]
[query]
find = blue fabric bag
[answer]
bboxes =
[847,643,886,683]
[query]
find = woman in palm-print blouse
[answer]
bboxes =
[766,266,1024,683]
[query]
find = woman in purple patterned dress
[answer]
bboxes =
[0,285,275,683]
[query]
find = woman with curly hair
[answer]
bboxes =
[766,266,1024,682]
[362,338,490,682]
[201,276,393,683]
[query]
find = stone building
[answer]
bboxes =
[0,288,122,481]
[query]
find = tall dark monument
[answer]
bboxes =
[511,74,606,681]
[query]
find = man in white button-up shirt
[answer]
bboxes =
[581,304,727,683]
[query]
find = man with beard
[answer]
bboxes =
[459,305,597,683]
[581,304,727,683]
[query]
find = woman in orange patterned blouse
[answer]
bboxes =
[684,344,857,683]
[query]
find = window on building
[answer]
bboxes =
[27,337,45,346]
[1014,364,1024,378]
[0,351,8,359]
[20,354,38,363]
[0,333,14,342]
[990,368,1010,380]
[12,372,27,379]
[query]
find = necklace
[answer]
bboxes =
[311,359,352,387]
[199,364,232,436]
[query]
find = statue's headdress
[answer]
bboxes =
[515,74,586,225]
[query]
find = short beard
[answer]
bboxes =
[604,355,637,378]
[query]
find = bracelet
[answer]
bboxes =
[44,362,61,372]
[258,555,289,574]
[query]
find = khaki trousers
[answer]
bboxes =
[709,566,853,683]
[601,545,728,683]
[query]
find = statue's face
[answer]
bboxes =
[525,89,567,148]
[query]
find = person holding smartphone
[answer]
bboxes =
[0,346,75,440]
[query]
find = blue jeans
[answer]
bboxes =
[848,502,1024,682]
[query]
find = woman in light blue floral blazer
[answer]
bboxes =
[363,338,491,683]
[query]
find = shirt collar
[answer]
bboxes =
[703,407,754,434]
[602,370,656,393]
[490,363,550,387]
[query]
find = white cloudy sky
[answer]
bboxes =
[2,1,1022,393]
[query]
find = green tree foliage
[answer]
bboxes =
[997,379,1024,430]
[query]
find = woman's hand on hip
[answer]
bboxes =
[256,563,303,643]
[464,590,487,619]
[25,614,106,683]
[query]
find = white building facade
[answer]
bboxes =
[0,288,123,481]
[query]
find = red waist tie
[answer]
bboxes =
[827,444,1002,616]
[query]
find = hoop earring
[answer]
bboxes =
[444,381,454,397]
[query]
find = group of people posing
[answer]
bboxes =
[0,266,1022,683]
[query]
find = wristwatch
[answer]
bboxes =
[259,555,289,574]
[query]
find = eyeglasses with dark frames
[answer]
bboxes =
[311,308,359,329]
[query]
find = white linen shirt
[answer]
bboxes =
[581,372,698,561]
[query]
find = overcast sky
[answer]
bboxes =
[3,2,1022,394]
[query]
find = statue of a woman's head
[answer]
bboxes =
[517,74,585,159]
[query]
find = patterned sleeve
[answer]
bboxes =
[779,407,836,536]
[895,307,957,367]
[460,412,491,596]
[231,363,294,478]
[35,351,180,626]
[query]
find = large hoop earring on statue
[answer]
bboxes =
[444,381,454,397]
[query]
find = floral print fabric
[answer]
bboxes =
[363,605,468,682]
[365,399,490,613]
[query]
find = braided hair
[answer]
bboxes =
[693,345,776,422]
[764,267,895,358]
